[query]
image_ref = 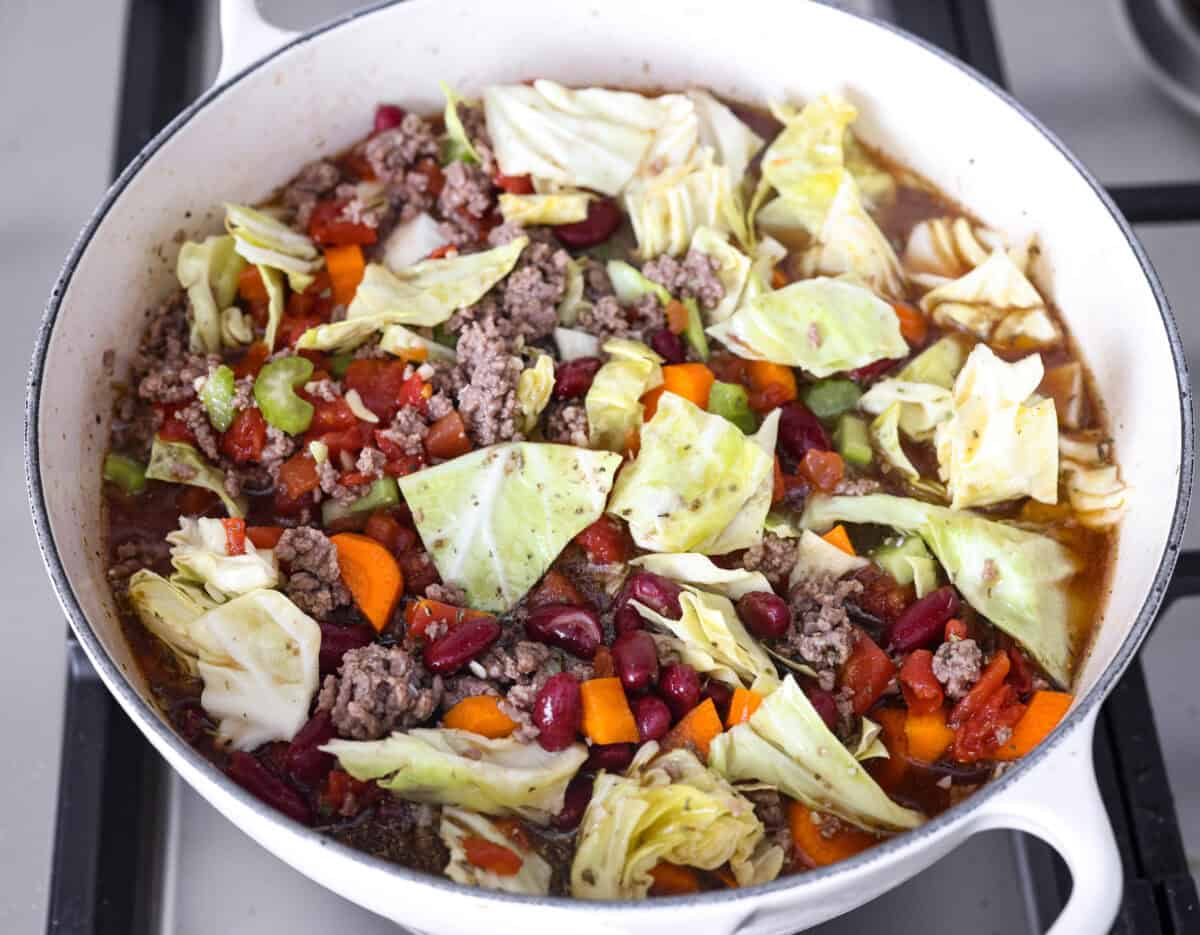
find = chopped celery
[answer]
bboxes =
[803,378,862,420]
[200,364,236,432]
[682,297,710,361]
[320,476,400,525]
[253,357,314,435]
[870,536,939,597]
[328,352,355,378]
[103,452,146,495]
[707,381,759,434]
[834,413,873,466]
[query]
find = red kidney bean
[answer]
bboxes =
[778,400,831,460]
[373,104,406,133]
[702,679,734,723]
[648,328,687,364]
[804,686,839,731]
[424,616,501,674]
[633,694,672,742]
[736,591,792,640]
[284,711,337,788]
[525,604,602,659]
[846,357,898,385]
[554,774,594,830]
[553,357,603,399]
[886,586,961,652]
[317,621,376,676]
[554,197,622,248]
[227,751,312,825]
[533,673,583,752]
[611,630,659,694]
[658,663,701,721]
[613,604,644,636]
[584,742,636,773]
[174,703,210,744]
[615,572,683,622]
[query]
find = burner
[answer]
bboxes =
[1118,0,1200,116]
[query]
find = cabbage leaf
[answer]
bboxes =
[919,249,1051,342]
[258,264,286,352]
[686,89,764,185]
[1059,433,1130,529]
[167,516,279,601]
[382,212,448,272]
[859,380,954,441]
[690,226,752,325]
[557,258,591,326]
[126,570,224,675]
[145,437,247,517]
[379,324,458,364]
[440,807,552,895]
[624,152,744,258]
[440,82,481,165]
[224,203,322,279]
[629,553,771,601]
[499,192,590,226]
[516,353,556,433]
[788,530,867,592]
[176,235,245,353]
[606,260,671,306]
[871,403,921,479]
[585,338,663,452]
[758,96,856,231]
[323,729,587,823]
[397,442,621,611]
[554,327,601,361]
[895,335,968,389]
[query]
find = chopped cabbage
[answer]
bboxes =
[895,334,969,390]
[258,264,286,351]
[145,437,247,517]
[557,258,591,326]
[871,536,940,599]
[498,192,590,226]
[919,249,1048,341]
[686,88,764,184]
[167,516,279,601]
[624,152,744,258]
[606,260,671,306]
[220,307,253,347]
[397,443,621,611]
[850,716,890,762]
[788,530,867,593]
[440,807,552,895]
[516,353,555,433]
[707,276,907,378]
[126,570,225,675]
[224,203,322,278]
[343,388,379,424]
[690,226,752,324]
[903,216,1024,286]
[934,344,1058,509]
[571,745,783,899]
[629,553,771,601]
[382,212,448,271]
[323,729,587,823]
[585,338,663,452]
[871,403,921,479]
[858,380,954,441]
[176,235,245,353]
[440,82,481,164]
[295,315,389,353]
[1059,432,1130,529]
[709,676,924,832]
[802,493,1080,685]
[608,394,777,554]
[379,324,457,364]
[553,327,601,361]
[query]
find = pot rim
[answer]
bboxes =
[23,0,1194,912]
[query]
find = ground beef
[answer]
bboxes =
[577,296,629,340]
[833,476,882,496]
[304,378,340,402]
[260,426,297,477]
[642,250,725,310]
[457,103,495,174]
[316,458,354,503]
[744,788,792,856]
[178,399,219,460]
[377,405,428,457]
[543,401,589,446]
[932,638,983,700]
[108,538,170,591]
[487,221,526,247]
[231,376,255,410]
[138,345,217,405]
[318,644,443,740]
[581,257,616,301]
[424,582,467,605]
[224,462,273,499]
[439,675,500,711]
[426,390,454,421]
[742,532,799,590]
[281,159,341,228]
[131,291,189,379]
[355,446,387,479]
[453,314,524,446]
[782,574,864,691]
[364,115,439,182]
[500,242,568,342]
[333,181,389,230]
[437,160,495,224]
[276,526,352,618]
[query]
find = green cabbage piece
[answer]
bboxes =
[516,353,555,433]
[499,192,590,225]
[397,443,621,611]
[167,516,279,601]
[196,589,321,751]
[295,316,387,353]
[176,235,245,353]
[788,530,867,593]
[440,807,552,895]
[686,89,764,185]
[585,338,663,452]
[220,307,254,348]
[258,264,286,351]
[224,203,323,279]
[850,716,890,762]
[382,212,449,271]
[553,327,601,361]
[709,676,924,832]
[895,335,968,389]
[707,277,906,378]
[557,258,591,326]
[919,249,1046,340]
[624,152,745,258]
[606,260,672,306]
[690,226,752,324]
[608,393,778,554]
[379,324,458,364]
[871,536,939,599]
[858,379,954,442]
[802,493,1080,685]
[440,82,481,164]
[570,745,783,899]
[629,553,771,601]
[126,570,224,675]
[323,729,588,823]
[145,437,247,517]
[871,403,920,479]
[844,131,897,210]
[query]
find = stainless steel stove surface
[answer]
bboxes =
[8,1,1200,933]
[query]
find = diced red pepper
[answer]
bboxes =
[574,516,630,565]
[383,455,426,477]
[461,836,522,876]
[246,526,285,549]
[799,449,844,493]
[233,342,270,380]
[307,199,378,247]
[899,650,944,715]
[222,518,247,556]
[307,395,358,434]
[840,630,896,716]
[493,172,534,194]
[221,407,267,464]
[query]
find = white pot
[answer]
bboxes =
[25,1,1193,932]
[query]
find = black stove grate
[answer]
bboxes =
[44,2,1200,933]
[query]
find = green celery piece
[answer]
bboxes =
[200,364,237,432]
[103,452,146,495]
[803,378,862,420]
[328,352,354,379]
[833,413,872,466]
[321,476,400,526]
[253,357,315,435]
[707,381,758,434]
[682,297,709,361]
[870,536,928,587]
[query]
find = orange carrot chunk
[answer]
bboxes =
[746,359,797,403]
[821,524,856,556]
[580,677,640,745]
[330,532,403,632]
[660,363,716,410]
[649,862,702,896]
[993,691,1074,760]
[442,696,518,739]
[325,244,366,307]
[904,707,956,763]
[664,300,690,335]
[892,301,928,346]
[788,802,878,867]
[725,688,763,729]
[641,385,667,421]
[660,698,724,759]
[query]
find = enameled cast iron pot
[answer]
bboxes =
[25,1,1194,931]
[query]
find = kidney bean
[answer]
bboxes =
[284,711,336,788]
[611,630,659,694]
[615,572,683,622]
[554,197,622,248]
[373,104,406,133]
[804,685,839,731]
[647,328,687,364]
[424,616,501,674]
[584,742,636,773]
[777,400,832,461]
[553,357,603,399]
[533,673,583,752]
[613,604,644,636]
[702,679,734,723]
[736,591,792,640]
[227,751,312,825]
[554,774,594,830]
[525,604,603,659]
[317,621,376,676]
[658,663,701,721]
[633,694,672,742]
[886,586,961,652]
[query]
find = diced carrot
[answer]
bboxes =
[725,688,763,729]
[442,696,518,738]
[771,268,788,290]
[660,698,724,759]
[664,300,690,335]
[649,863,702,896]
[821,524,856,556]
[801,449,845,493]
[788,803,878,867]
[641,385,667,421]
[580,678,640,745]
[330,533,404,632]
[462,836,522,876]
[246,525,285,549]
[746,360,797,404]
[892,302,928,347]
[944,618,968,642]
[869,706,909,788]
[237,265,269,304]
[904,707,955,763]
[325,244,366,306]
[993,691,1074,761]
[660,363,716,410]
[949,651,1010,728]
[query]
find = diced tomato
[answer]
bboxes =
[339,150,376,182]
[493,172,534,194]
[411,157,445,198]
[233,342,270,380]
[853,565,912,626]
[383,455,426,477]
[944,618,968,642]
[221,407,267,464]
[899,650,944,716]
[277,313,323,349]
[307,396,358,434]
[246,526,286,549]
[404,598,493,642]
[277,453,320,502]
[344,359,424,422]
[425,410,472,460]
[574,516,630,564]
[320,769,381,818]
[1003,640,1035,696]
[311,422,373,456]
[364,512,417,554]
[307,199,378,247]
[951,683,1026,763]
[461,836,522,876]
[528,570,586,608]
[799,449,844,493]
[337,471,372,488]
[156,403,196,444]
[237,266,269,304]
[222,518,247,556]
[950,651,1010,728]
[840,630,896,716]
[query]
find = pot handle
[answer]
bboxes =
[965,706,1122,934]
[213,0,301,87]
